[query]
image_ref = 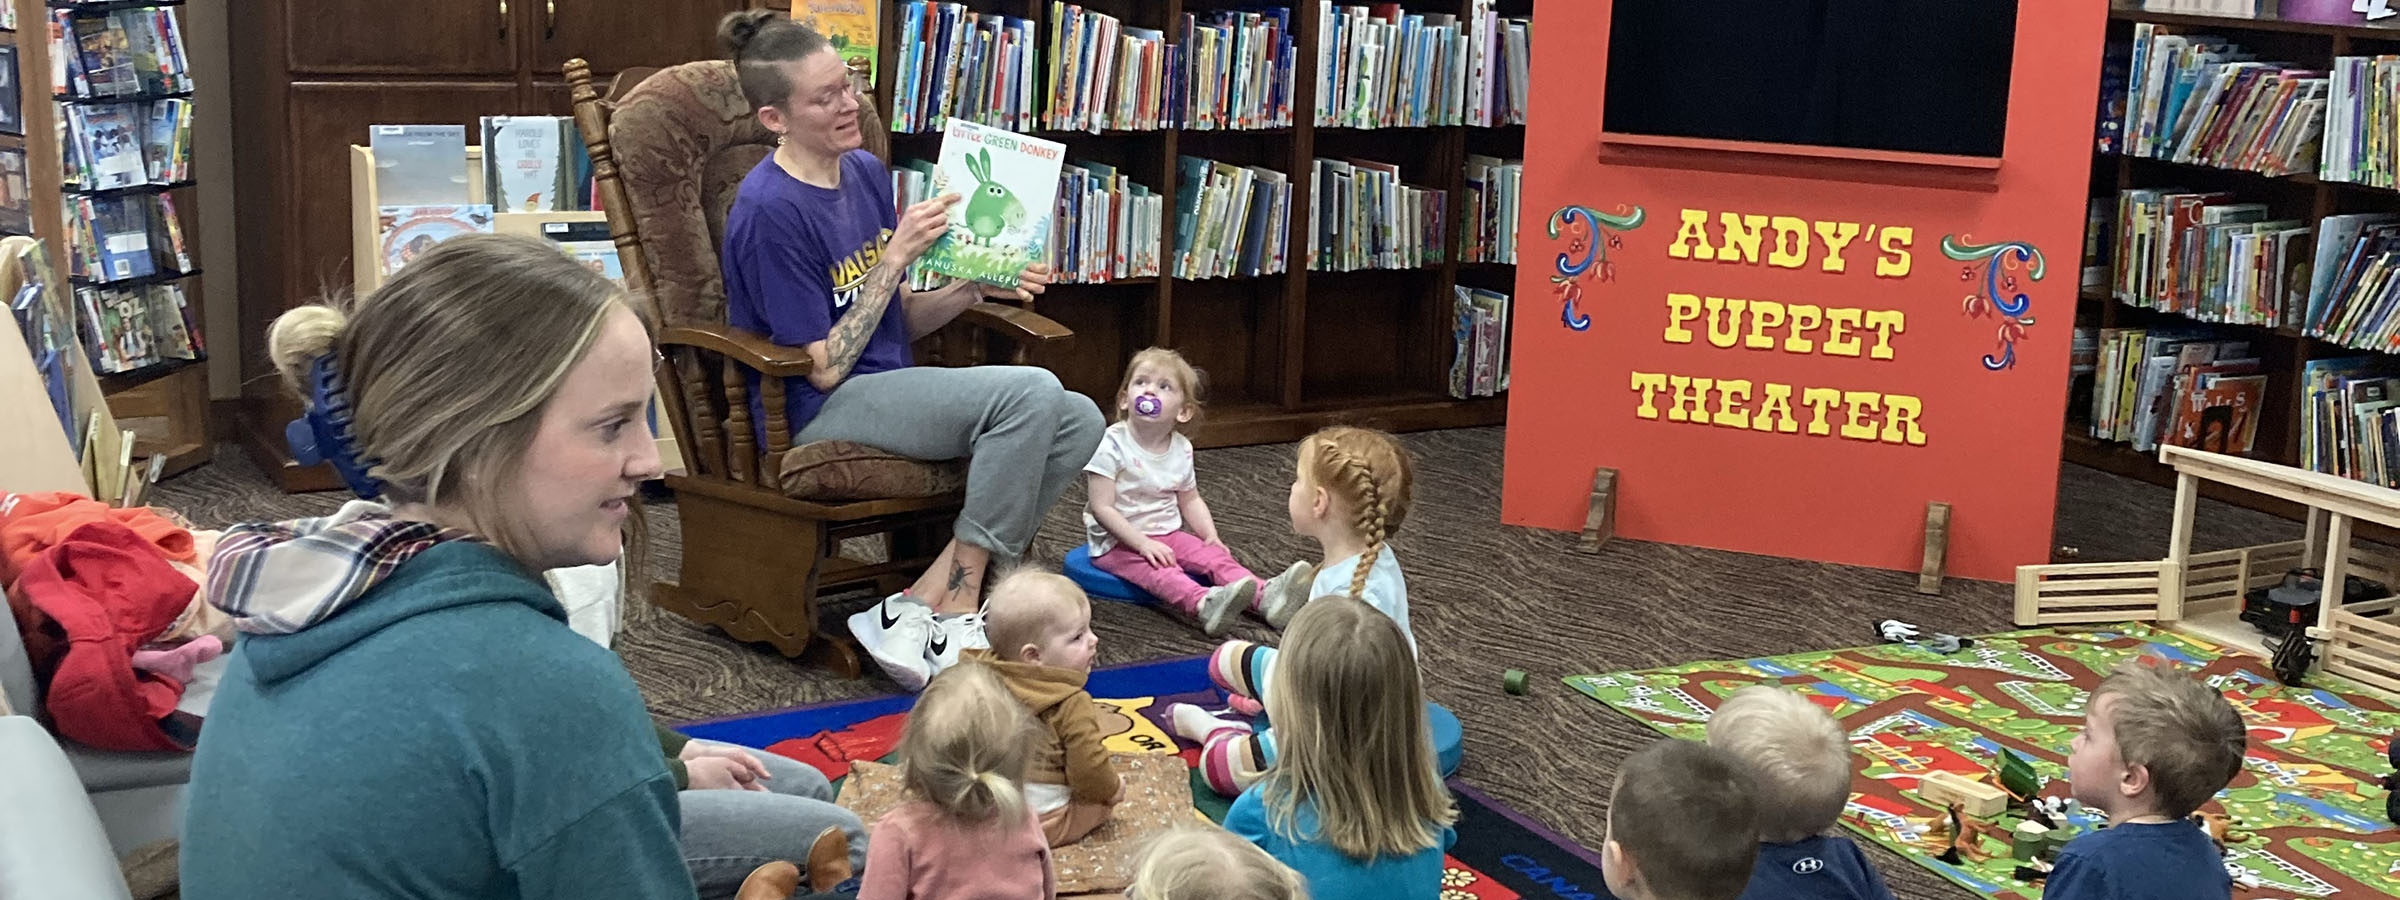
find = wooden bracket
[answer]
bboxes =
[1919,501,1952,595]
[1579,467,1618,554]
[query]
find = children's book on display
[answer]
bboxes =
[916,118,1065,287]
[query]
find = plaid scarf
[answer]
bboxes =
[208,500,478,635]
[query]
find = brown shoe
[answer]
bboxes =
[806,825,854,893]
[735,861,799,900]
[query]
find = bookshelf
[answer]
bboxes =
[2,0,209,477]
[869,0,1525,447]
[2075,1,2400,528]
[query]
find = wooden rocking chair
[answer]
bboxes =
[565,58,1072,676]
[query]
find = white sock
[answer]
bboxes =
[1168,702,1248,744]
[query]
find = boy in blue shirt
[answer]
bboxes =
[2050,660,2248,900]
[1706,686,1897,900]
[1600,739,1761,900]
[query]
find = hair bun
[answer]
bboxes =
[267,304,349,399]
[717,8,780,58]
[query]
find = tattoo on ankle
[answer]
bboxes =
[947,561,974,593]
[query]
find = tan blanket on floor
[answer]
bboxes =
[836,751,1196,895]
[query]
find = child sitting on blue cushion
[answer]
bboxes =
[1082,347,1297,632]
[2048,660,2246,900]
[1705,686,1895,900]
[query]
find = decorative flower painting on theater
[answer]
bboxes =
[1547,204,1646,331]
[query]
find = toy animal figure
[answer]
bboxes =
[960,147,1026,245]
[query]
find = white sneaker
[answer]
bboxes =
[1258,562,1315,629]
[848,593,937,691]
[928,607,989,673]
[1196,576,1262,637]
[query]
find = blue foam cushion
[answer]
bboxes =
[1429,702,1463,777]
[1065,544,1153,604]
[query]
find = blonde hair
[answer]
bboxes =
[898,661,1037,826]
[1128,826,1309,900]
[2092,660,2246,818]
[1296,427,1413,600]
[266,233,651,571]
[983,567,1089,661]
[1258,596,1455,859]
[1705,686,1851,842]
[1606,739,1760,900]
[1116,346,1206,423]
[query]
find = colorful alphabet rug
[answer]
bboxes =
[1567,622,2400,899]
[680,655,1604,899]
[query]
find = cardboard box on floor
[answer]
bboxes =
[0,235,125,498]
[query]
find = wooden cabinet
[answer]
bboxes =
[532,0,743,76]
[233,1,773,490]
[285,0,519,75]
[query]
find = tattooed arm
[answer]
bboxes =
[801,192,958,393]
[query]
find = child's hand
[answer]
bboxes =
[1135,538,1177,568]
[686,755,770,792]
[681,742,773,781]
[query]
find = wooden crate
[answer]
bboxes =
[2014,560,2171,625]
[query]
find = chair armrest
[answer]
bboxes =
[658,325,817,379]
[951,302,1073,346]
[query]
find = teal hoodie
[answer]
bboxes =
[181,538,695,900]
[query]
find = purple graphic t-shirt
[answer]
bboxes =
[722,149,914,437]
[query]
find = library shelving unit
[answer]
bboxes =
[1,0,209,475]
[2074,1,2400,523]
[871,0,1525,447]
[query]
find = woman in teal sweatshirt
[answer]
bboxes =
[183,235,706,899]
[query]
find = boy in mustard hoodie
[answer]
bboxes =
[964,569,1124,845]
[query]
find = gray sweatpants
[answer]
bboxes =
[795,365,1105,559]
[678,741,867,899]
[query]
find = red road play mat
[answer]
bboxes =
[1569,623,2400,899]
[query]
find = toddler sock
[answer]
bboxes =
[1166,702,1248,745]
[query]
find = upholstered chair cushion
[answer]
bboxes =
[777,441,966,502]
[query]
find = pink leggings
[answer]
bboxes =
[1090,531,1260,614]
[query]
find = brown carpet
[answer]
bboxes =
[153,426,2302,900]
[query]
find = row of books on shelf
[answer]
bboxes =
[2075,328,2267,456]
[1174,154,1290,279]
[2322,56,2400,190]
[73,280,200,375]
[2102,188,2311,327]
[2099,26,2326,175]
[61,98,190,190]
[1315,1,1526,130]
[1460,154,1520,264]
[1052,160,1163,282]
[2300,356,2400,485]
[64,190,189,284]
[900,3,1299,135]
[1307,157,1443,271]
[2299,212,2400,350]
[52,5,191,100]
[1449,285,1510,399]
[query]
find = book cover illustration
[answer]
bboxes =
[0,149,27,235]
[72,14,134,98]
[80,105,145,189]
[540,219,623,287]
[917,118,1065,287]
[378,204,493,278]
[94,196,152,282]
[793,0,878,89]
[370,124,470,206]
[480,116,568,212]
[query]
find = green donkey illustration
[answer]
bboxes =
[960,147,1027,246]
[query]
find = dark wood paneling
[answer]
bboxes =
[282,83,519,309]
[534,0,742,76]
[286,0,518,76]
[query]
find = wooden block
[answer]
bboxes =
[1919,501,1952,595]
[1918,771,2007,818]
[1579,467,1618,554]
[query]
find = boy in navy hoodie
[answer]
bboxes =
[1706,686,1896,900]
[2048,660,2247,900]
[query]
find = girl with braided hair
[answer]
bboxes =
[1162,426,1418,797]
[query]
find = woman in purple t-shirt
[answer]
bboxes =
[714,11,1104,690]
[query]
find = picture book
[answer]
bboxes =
[94,196,152,282]
[369,124,470,206]
[916,118,1064,287]
[538,219,624,287]
[72,14,135,98]
[793,0,878,89]
[378,204,492,278]
[0,149,27,235]
[78,104,145,190]
[480,116,569,212]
